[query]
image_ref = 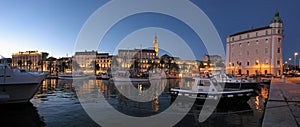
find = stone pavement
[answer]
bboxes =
[262,78,300,127]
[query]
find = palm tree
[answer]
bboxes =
[38,60,43,72]
[17,60,22,69]
[27,60,32,70]
[72,60,80,72]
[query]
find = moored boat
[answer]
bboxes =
[0,64,48,104]
[212,74,260,90]
[110,77,149,82]
[58,72,89,80]
[170,77,254,104]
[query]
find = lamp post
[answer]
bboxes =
[294,52,298,74]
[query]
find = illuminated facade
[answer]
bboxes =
[12,51,48,71]
[226,12,283,76]
[74,51,97,74]
[118,49,156,71]
[96,53,112,74]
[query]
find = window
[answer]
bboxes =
[239,43,242,47]
[256,40,259,45]
[246,50,250,56]
[256,32,258,37]
[255,49,258,55]
[265,48,268,54]
[273,29,276,34]
[277,48,280,53]
[278,38,281,43]
[239,36,242,40]
[277,60,280,65]
[247,34,250,38]
[239,51,242,56]
[247,61,250,66]
[265,39,269,43]
[247,42,250,46]
[278,30,281,34]
[232,38,234,41]
[265,30,269,35]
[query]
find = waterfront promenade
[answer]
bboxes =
[263,77,300,127]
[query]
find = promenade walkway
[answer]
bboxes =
[262,78,300,127]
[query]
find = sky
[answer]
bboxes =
[0,0,299,61]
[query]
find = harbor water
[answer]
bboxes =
[0,78,269,127]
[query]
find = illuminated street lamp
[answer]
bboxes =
[294,52,298,73]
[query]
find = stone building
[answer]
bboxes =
[225,12,283,76]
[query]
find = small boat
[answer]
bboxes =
[0,64,48,104]
[170,77,254,104]
[110,77,149,82]
[58,72,89,80]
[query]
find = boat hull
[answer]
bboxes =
[0,83,41,104]
[170,89,254,105]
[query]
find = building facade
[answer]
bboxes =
[96,53,112,74]
[74,50,97,74]
[12,51,49,71]
[226,12,283,76]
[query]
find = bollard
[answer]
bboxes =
[281,75,285,83]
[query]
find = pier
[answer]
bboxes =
[262,78,300,127]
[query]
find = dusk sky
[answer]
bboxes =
[0,0,299,61]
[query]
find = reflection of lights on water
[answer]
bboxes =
[138,84,143,95]
[255,96,260,110]
[261,87,269,99]
[152,96,159,111]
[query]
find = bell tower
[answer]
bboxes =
[153,35,159,57]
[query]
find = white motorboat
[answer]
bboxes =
[58,72,89,80]
[170,77,254,103]
[0,64,48,104]
[110,77,149,82]
[211,74,260,89]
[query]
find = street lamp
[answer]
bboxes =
[294,52,298,74]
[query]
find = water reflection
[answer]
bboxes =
[30,78,269,126]
[0,103,45,127]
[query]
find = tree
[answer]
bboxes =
[27,60,32,70]
[17,60,22,69]
[72,60,80,71]
[38,60,43,72]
